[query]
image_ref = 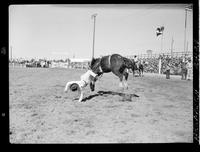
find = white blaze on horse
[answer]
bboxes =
[64,70,98,102]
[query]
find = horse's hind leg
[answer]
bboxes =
[132,67,135,77]
[114,71,124,88]
[141,67,144,77]
[123,69,129,89]
[119,75,124,88]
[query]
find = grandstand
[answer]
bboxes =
[127,51,193,75]
[69,58,90,69]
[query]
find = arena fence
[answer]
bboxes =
[127,51,192,59]
[126,51,192,76]
[9,51,193,76]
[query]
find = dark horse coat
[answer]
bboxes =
[90,54,135,89]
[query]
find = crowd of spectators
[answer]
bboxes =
[9,58,89,69]
[140,57,159,73]
[9,58,51,68]
[136,54,192,75]
[10,53,192,76]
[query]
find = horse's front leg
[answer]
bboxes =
[132,68,135,77]
[139,69,141,77]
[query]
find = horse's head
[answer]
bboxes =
[89,58,103,76]
[89,75,98,92]
[88,58,103,92]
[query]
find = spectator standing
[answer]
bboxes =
[158,55,162,74]
[165,63,170,79]
[133,55,138,62]
[181,61,187,80]
[186,58,192,80]
[133,55,139,69]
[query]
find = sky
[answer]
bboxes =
[9,4,193,60]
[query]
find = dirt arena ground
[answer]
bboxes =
[9,67,193,143]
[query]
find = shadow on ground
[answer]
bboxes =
[81,90,139,102]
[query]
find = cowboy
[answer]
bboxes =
[186,58,192,80]
[64,70,98,102]
[133,55,139,69]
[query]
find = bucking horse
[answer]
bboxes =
[89,54,135,90]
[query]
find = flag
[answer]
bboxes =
[156,26,164,36]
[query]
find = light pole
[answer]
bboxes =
[184,5,192,56]
[161,29,164,52]
[91,13,97,59]
[10,46,12,61]
[183,8,187,55]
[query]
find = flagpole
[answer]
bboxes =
[161,28,164,52]
[156,26,164,74]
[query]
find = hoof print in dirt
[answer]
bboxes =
[121,94,132,102]
[31,113,38,117]
[55,95,62,98]
[73,98,79,101]
[121,94,139,102]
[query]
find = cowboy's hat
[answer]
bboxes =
[70,83,80,92]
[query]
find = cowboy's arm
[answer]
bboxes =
[89,70,97,77]
[64,82,73,92]
[78,87,83,102]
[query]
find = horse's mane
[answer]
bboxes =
[90,58,96,67]
[90,57,100,68]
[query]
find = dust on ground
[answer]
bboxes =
[9,67,193,143]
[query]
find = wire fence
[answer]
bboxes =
[127,51,192,59]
